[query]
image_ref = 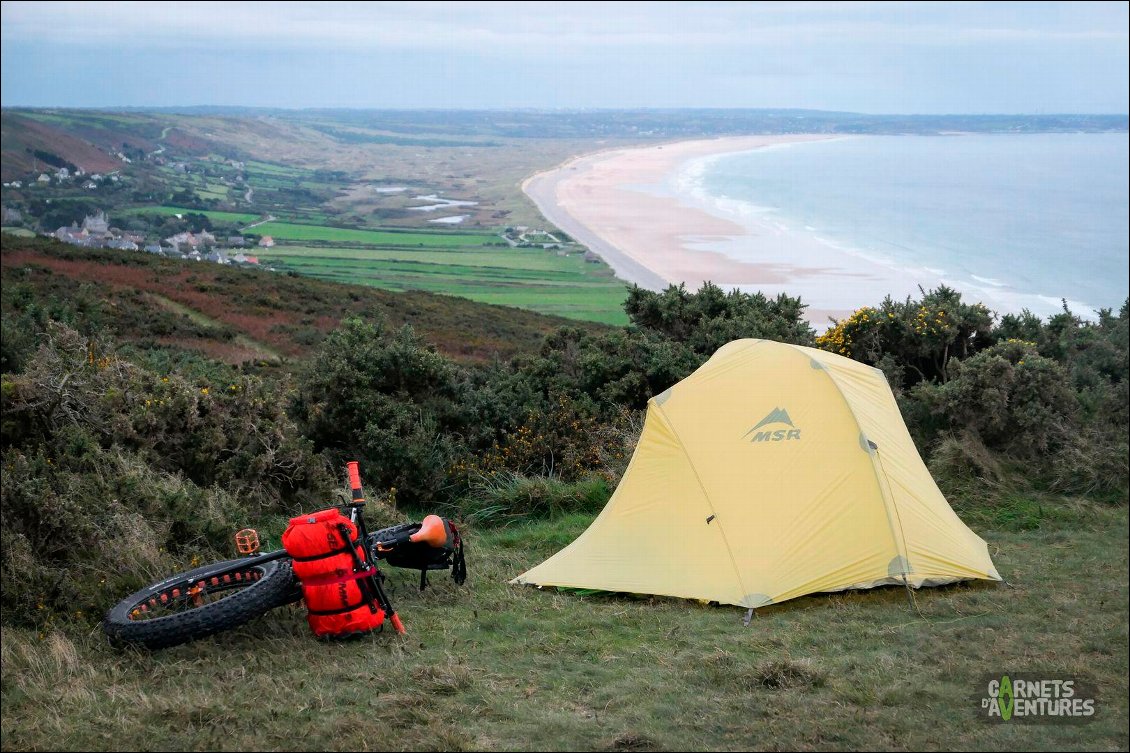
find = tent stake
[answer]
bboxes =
[742,608,755,626]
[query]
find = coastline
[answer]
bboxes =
[522,135,936,324]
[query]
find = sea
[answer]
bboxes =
[675,133,1129,318]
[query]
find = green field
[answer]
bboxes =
[1,227,36,237]
[258,244,630,324]
[244,160,308,177]
[2,503,1125,751]
[251,222,499,246]
[195,186,230,201]
[129,206,263,225]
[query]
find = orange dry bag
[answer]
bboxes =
[281,508,384,637]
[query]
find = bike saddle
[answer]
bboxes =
[408,515,451,549]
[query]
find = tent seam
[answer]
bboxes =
[783,343,912,575]
[650,399,753,604]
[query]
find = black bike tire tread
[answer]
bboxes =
[370,522,420,541]
[103,558,298,650]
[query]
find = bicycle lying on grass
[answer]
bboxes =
[103,462,466,649]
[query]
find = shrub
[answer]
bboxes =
[625,282,815,353]
[910,339,1079,459]
[295,317,469,506]
[816,286,994,386]
[3,323,329,509]
[1,439,254,626]
[453,396,640,485]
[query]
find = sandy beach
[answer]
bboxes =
[524,135,942,323]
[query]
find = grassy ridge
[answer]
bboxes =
[1,504,1125,751]
[1,238,609,363]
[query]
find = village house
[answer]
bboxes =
[53,210,115,247]
[54,224,86,244]
[165,231,197,252]
[82,210,110,235]
[165,228,214,252]
[258,236,275,248]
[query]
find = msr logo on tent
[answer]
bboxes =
[742,407,802,443]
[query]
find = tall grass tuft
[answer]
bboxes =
[448,472,612,526]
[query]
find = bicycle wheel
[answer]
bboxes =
[103,556,301,650]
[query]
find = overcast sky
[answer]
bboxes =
[1,1,1127,112]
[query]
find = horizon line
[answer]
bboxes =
[2,105,1129,118]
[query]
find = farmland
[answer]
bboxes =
[249,222,498,246]
[124,206,263,225]
[257,243,629,324]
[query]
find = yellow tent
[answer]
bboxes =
[512,339,1000,609]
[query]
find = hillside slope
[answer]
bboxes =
[1,237,606,364]
[0,112,125,179]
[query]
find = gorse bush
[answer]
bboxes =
[294,316,469,507]
[815,285,994,387]
[453,396,640,485]
[1,324,329,625]
[3,324,328,508]
[824,291,1128,501]
[910,339,1080,458]
[625,282,815,354]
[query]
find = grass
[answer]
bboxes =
[127,206,263,225]
[244,160,308,177]
[258,245,630,325]
[249,222,498,246]
[1,503,1126,751]
[195,187,230,201]
[450,474,613,526]
[261,245,586,272]
[144,293,283,362]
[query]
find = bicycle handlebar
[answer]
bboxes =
[346,461,364,503]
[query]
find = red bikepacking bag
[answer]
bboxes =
[281,508,384,637]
